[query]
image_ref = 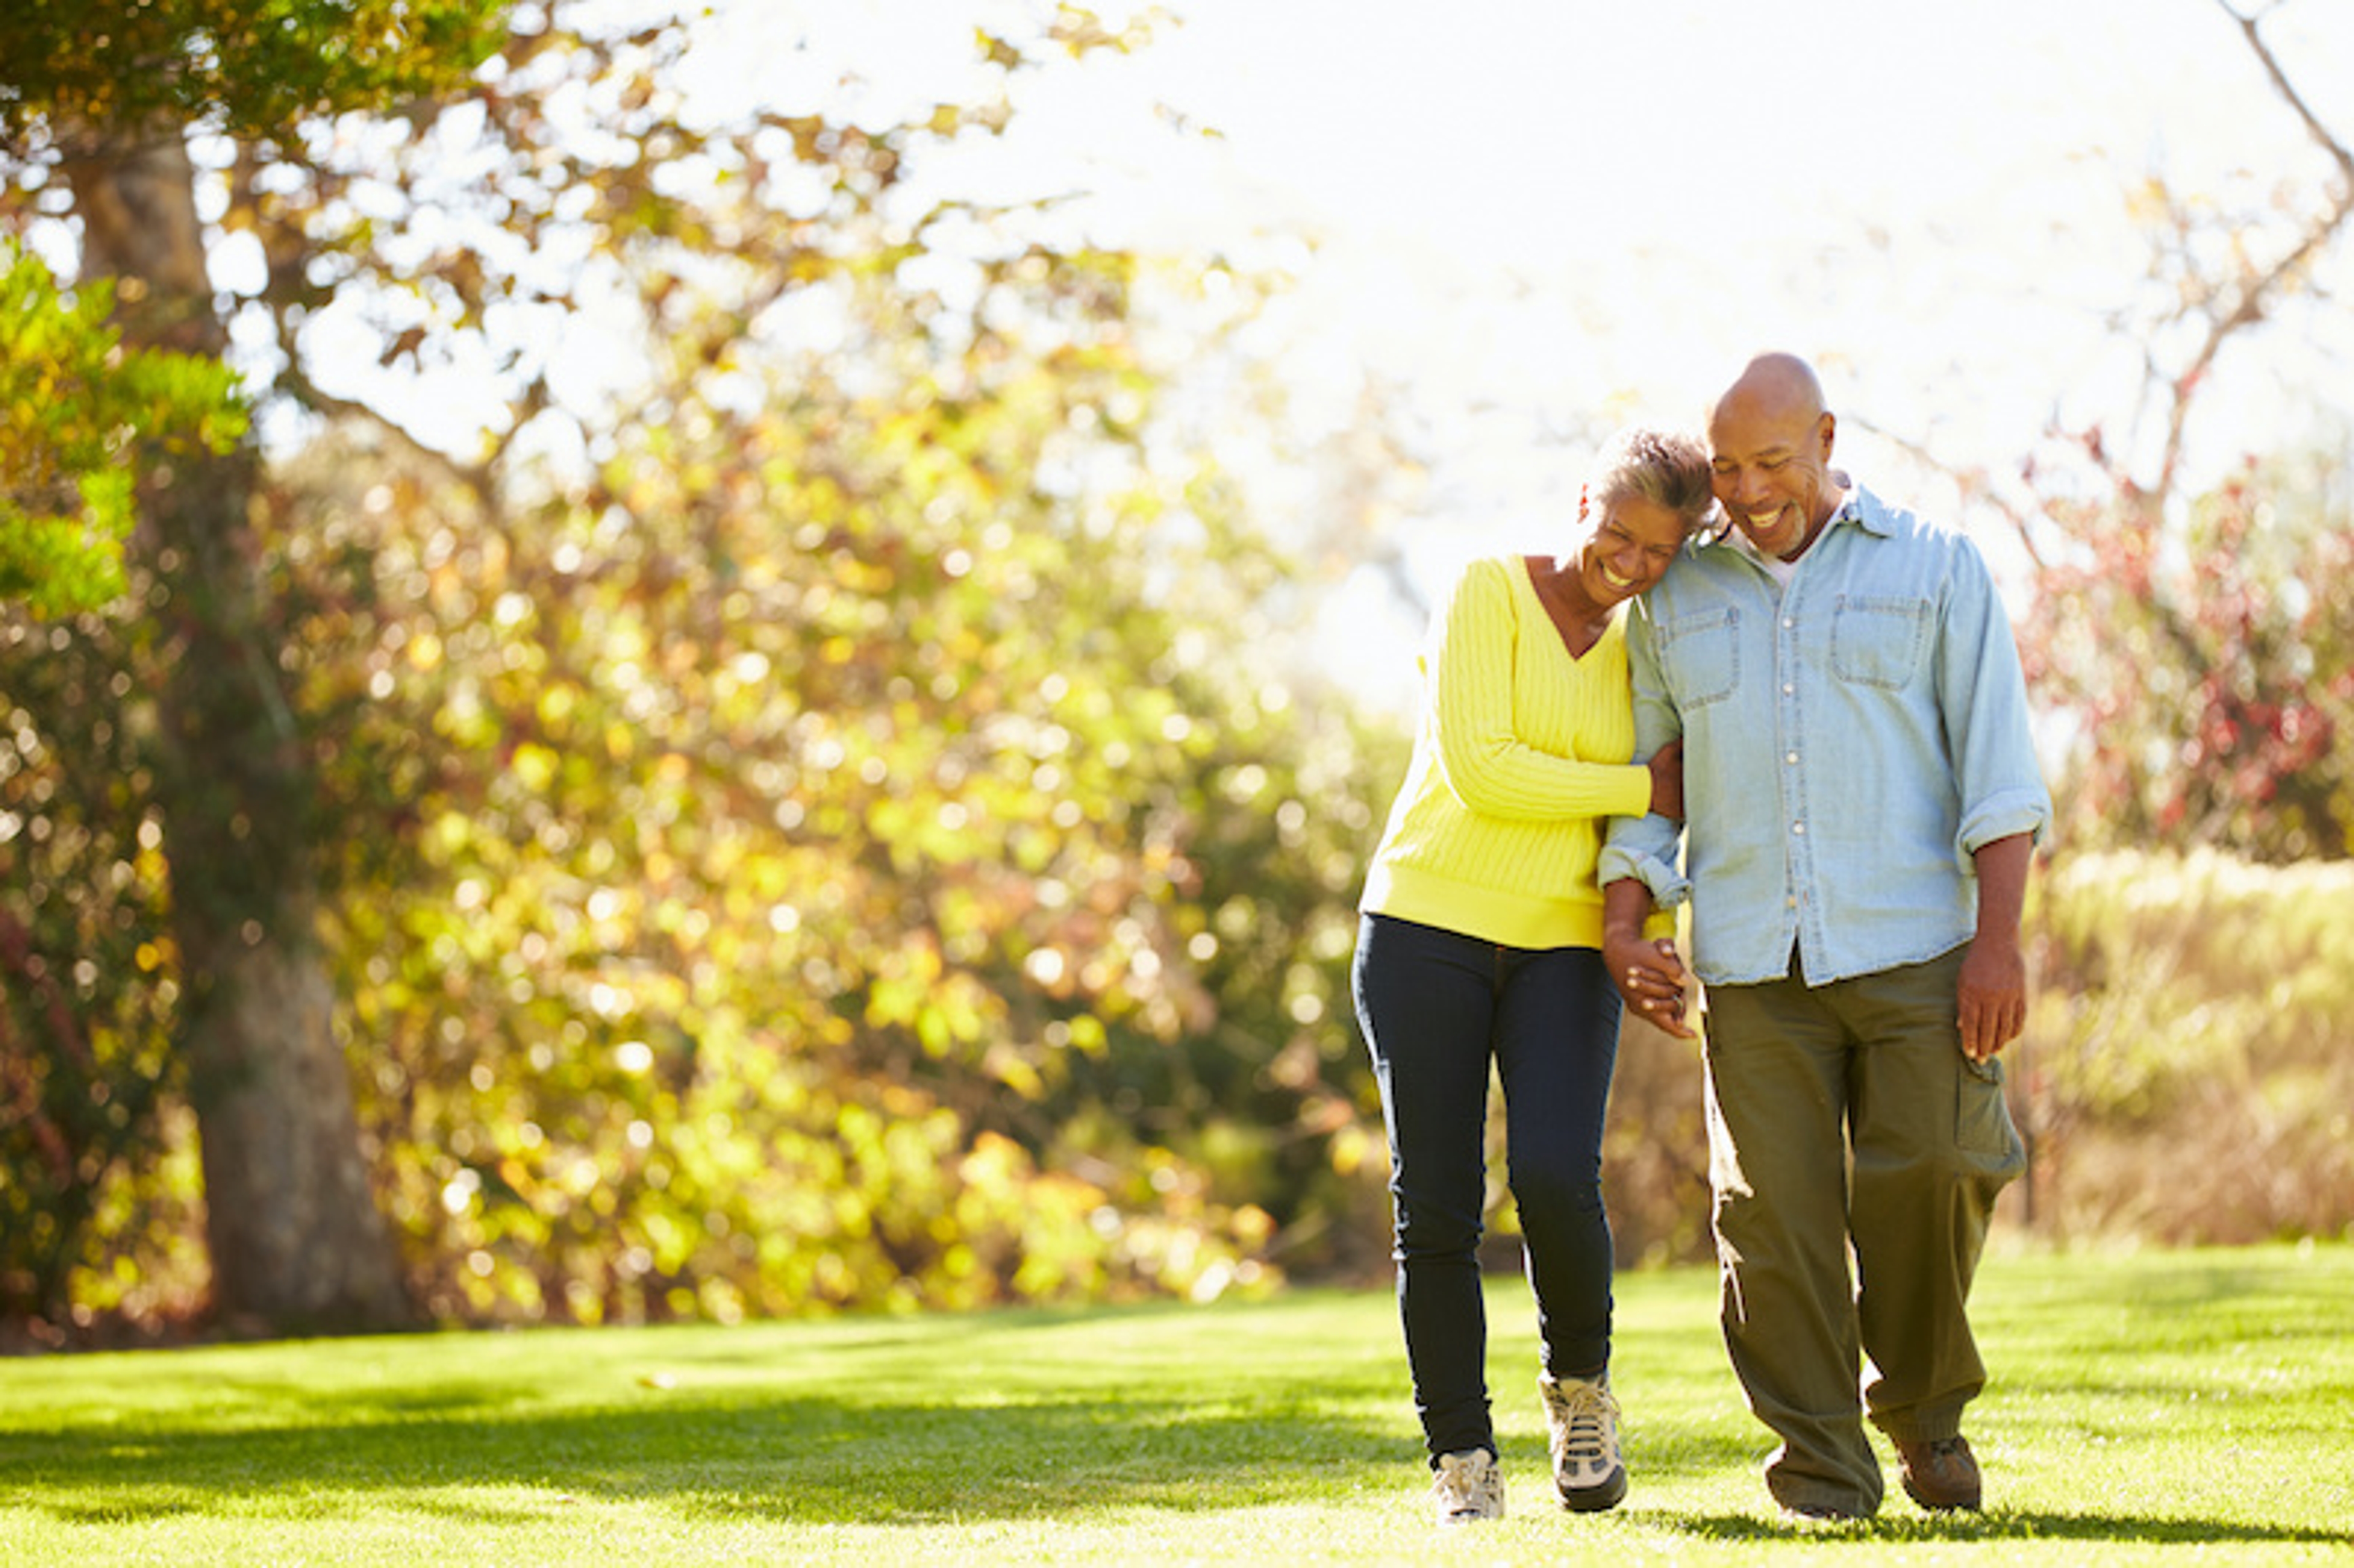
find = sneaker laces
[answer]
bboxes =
[1547,1379,1621,1471]
[1433,1450,1503,1521]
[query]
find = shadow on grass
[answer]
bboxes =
[4,1360,1770,1531]
[1672,1509,2353,1547]
[16,1400,2347,1547]
[13,1258,2352,1543]
[5,1393,1409,1527]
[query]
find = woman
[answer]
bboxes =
[1350,425,1714,1525]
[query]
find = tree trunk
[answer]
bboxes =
[64,127,411,1333]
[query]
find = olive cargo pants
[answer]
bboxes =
[1701,948,2027,1517]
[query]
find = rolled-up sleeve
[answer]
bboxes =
[1938,541,2055,871]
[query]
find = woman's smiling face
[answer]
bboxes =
[1577,494,1688,606]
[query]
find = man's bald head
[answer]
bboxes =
[1714,353,1827,428]
[1706,353,1840,562]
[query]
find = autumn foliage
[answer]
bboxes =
[2,3,1402,1336]
[2014,444,2353,861]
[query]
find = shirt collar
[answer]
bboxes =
[1819,471,1865,534]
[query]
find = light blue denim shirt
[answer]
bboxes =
[1598,481,2052,987]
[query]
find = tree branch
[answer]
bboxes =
[2157,0,2354,502]
[2216,0,2354,184]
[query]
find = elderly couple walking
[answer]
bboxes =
[1351,353,2051,1526]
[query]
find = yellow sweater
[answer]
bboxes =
[1360,555,1670,950]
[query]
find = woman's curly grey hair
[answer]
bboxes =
[1588,425,1716,538]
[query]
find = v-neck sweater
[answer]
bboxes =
[1360,555,1665,950]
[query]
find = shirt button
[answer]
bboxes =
[1792,822,1805,834]
[1783,617,1795,630]
[1783,683,1794,695]
[1786,897,1799,909]
[1785,752,1799,765]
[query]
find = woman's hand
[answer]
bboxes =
[1644,739,1685,823]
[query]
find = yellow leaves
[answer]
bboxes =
[983,1042,1045,1100]
[429,809,472,856]
[859,943,984,1058]
[508,741,559,793]
[958,1129,1029,1189]
[1326,1119,1384,1179]
[497,1157,542,1208]
[833,553,894,595]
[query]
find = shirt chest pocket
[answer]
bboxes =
[1656,607,1740,710]
[1830,595,1932,690]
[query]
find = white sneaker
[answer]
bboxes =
[1540,1373,1628,1512]
[1431,1448,1505,1524]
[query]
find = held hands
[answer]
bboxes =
[1644,739,1685,823]
[1604,929,1694,1040]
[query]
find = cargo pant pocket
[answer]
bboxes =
[1957,1054,2024,1170]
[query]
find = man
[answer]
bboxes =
[1598,353,2051,1522]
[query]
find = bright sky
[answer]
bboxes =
[172,0,2349,706]
[1044,0,2352,438]
[760,0,2353,704]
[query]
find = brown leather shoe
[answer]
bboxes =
[1895,1435,1983,1512]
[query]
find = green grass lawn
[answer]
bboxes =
[4,1244,2351,1564]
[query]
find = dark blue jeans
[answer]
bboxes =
[1352,913,1623,1464]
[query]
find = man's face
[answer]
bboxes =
[1708,388,1836,561]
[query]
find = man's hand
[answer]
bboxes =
[1959,832,2036,1062]
[1605,929,1694,1040]
[1956,932,2026,1062]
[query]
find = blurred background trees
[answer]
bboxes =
[1938,2,2353,863]
[2,0,2348,1345]
[2,0,1402,1339]
[4,0,512,1333]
